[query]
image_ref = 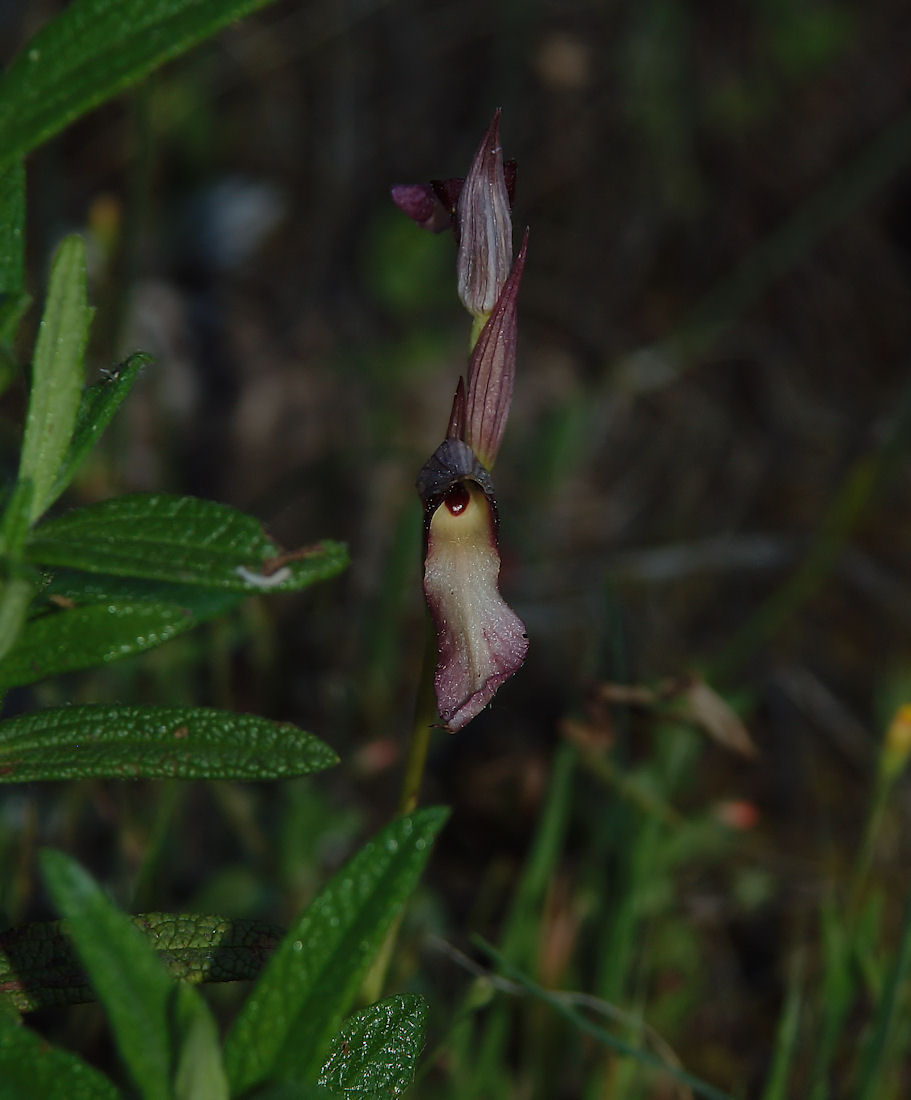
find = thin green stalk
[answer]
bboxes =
[810,741,903,1097]
[361,622,438,1004]
[468,745,576,1093]
[760,951,805,1100]
[476,938,736,1100]
[855,881,911,1100]
[397,620,438,816]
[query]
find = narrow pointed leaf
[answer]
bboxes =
[0,583,240,690]
[0,913,283,1013]
[0,1012,122,1100]
[0,479,35,558]
[0,704,338,782]
[47,353,152,509]
[41,850,225,1100]
[19,236,90,524]
[319,994,428,1098]
[0,482,38,660]
[41,851,175,1099]
[0,577,36,667]
[224,807,448,1095]
[172,983,229,1100]
[0,0,282,170]
[25,493,349,592]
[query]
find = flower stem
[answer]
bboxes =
[398,618,439,815]
[361,622,439,1004]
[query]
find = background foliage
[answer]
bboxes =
[2,0,911,1096]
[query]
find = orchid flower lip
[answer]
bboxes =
[421,475,528,732]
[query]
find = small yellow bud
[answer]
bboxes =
[881,703,911,781]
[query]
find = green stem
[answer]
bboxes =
[397,619,438,816]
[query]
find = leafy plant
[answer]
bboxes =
[0,3,445,1096]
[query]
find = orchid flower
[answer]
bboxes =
[396,113,529,731]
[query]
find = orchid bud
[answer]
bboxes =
[464,230,527,470]
[417,440,528,731]
[456,110,513,319]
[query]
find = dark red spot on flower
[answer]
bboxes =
[445,483,471,515]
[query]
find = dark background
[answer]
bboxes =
[4,1,911,1095]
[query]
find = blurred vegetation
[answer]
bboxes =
[3,0,911,1096]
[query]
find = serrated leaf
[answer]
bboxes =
[25,493,349,592]
[0,704,338,782]
[224,807,449,1095]
[0,913,283,1013]
[0,584,240,690]
[19,235,90,524]
[0,1012,122,1099]
[319,995,428,1098]
[36,570,238,609]
[47,353,152,510]
[41,850,223,1100]
[0,0,282,170]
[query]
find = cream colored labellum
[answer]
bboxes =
[419,440,528,731]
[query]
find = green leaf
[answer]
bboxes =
[19,235,91,524]
[0,704,338,782]
[319,994,428,1098]
[0,582,240,690]
[47,353,152,510]
[0,1012,122,1099]
[0,913,283,1013]
[0,478,35,557]
[0,0,282,171]
[172,982,229,1100]
[0,577,36,666]
[224,807,449,1095]
[0,482,38,661]
[40,849,222,1100]
[25,493,349,592]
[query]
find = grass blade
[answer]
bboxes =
[760,952,805,1100]
[476,938,735,1100]
[855,881,911,1100]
